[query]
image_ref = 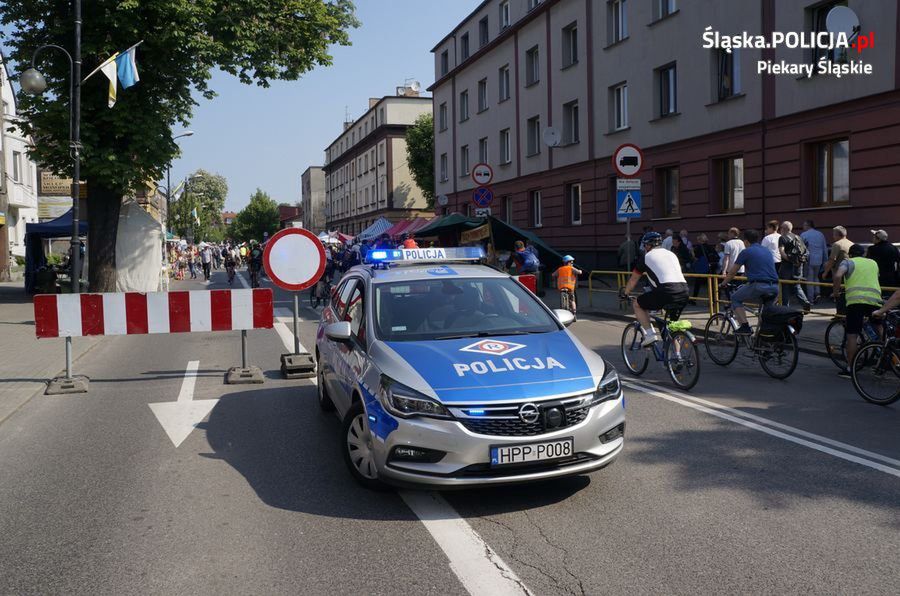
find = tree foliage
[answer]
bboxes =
[168,169,228,242]
[230,189,279,242]
[405,113,435,208]
[1,0,359,289]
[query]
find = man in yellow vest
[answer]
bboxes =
[552,255,582,320]
[833,244,883,378]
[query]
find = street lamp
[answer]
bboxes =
[20,0,83,294]
[165,131,195,229]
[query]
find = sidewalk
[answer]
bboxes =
[0,282,101,424]
[568,282,837,357]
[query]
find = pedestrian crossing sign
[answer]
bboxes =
[616,190,641,218]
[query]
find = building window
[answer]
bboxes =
[477,79,488,112]
[717,157,744,212]
[531,191,542,227]
[478,137,489,163]
[562,22,578,67]
[810,1,848,64]
[715,49,741,100]
[568,184,582,225]
[612,83,628,130]
[609,0,628,44]
[459,90,469,121]
[460,145,470,177]
[479,16,489,47]
[503,196,513,223]
[500,1,510,29]
[657,63,676,117]
[440,153,448,182]
[814,139,850,205]
[529,0,541,10]
[657,167,679,217]
[653,0,676,21]
[526,116,541,156]
[438,103,447,131]
[525,46,540,86]
[12,151,21,182]
[499,65,510,102]
[465,203,473,217]
[379,107,385,124]
[440,50,449,75]
[499,128,511,164]
[460,33,470,61]
[563,100,579,144]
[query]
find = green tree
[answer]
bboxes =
[231,189,279,243]
[2,0,358,290]
[168,169,228,242]
[405,113,435,208]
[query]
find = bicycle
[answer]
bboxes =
[620,298,701,390]
[850,311,900,405]
[560,289,576,320]
[704,283,802,379]
[825,307,884,371]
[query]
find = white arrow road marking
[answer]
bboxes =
[149,360,219,448]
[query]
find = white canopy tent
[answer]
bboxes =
[115,199,164,292]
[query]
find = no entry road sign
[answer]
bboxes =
[263,228,326,292]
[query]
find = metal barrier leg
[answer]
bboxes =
[226,329,264,384]
[46,336,89,395]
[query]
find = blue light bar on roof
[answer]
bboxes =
[365,246,485,265]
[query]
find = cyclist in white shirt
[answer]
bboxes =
[619,232,689,346]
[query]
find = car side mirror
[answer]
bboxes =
[554,309,575,328]
[325,321,353,343]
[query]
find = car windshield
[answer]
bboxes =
[374,276,559,342]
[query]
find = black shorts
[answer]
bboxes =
[845,303,879,335]
[636,283,689,313]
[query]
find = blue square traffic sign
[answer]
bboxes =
[616,190,641,218]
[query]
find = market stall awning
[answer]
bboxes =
[385,217,431,238]
[415,213,482,237]
[25,208,88,238]
[357,217,393,240]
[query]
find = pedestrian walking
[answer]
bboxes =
[761,220,782,265]
[721,227,745,275]
[188,245,197,279]
[800,220,828,303]
[866,229,900,297]
[822,225,853,280]
[200,244,212,281]
[670,236,694,272]
[617,237,638,271]
[662,228,675,251]
[690,234,719,303]
[678,229,693,252]
[778,221,811,311]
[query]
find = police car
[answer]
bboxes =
[315,247,624,489]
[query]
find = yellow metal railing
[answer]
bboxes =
[588,270,899,318]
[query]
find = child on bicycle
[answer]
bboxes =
[552,256,582,320]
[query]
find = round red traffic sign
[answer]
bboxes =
[612,143,644,178]
[471,163,494,186]
[262,228,326,292]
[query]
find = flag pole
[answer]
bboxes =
[82,40,144,83]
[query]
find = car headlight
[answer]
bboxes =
[591,367,621,405]
[378,377,452,420]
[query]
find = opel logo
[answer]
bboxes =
[518,403,540,424]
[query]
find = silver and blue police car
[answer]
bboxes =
[315,247,624,489]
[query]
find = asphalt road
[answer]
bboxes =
[1,267,899,595]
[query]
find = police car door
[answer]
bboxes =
[332,277,370,416]
[322,278,357,413]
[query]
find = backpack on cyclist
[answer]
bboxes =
[759,304,804,341]
[783,233,809,266]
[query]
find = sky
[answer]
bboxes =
[166,0,476,212]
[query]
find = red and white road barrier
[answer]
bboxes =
[34,289,274,339]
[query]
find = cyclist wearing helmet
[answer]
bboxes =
[619,232,689,345]
[552,255,583,319]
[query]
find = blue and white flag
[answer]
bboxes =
[115,47,140,89]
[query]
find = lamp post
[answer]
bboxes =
[184,173,203,245]
[20,1,82,293]
[165,131,195,229]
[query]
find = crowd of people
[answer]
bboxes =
[617,221,900,310]
[166,240,264,284]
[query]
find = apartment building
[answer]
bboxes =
[301,166,326,232]
[431,0,900,267]
[323,94,433,234]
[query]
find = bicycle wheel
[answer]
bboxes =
[666,332,701,391]
[824,319,848,370]
[620,322,650,375]
[704,313,738,366]
[758,331,799,379]
[851,343,900,405]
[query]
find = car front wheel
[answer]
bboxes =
[341,400,387,490]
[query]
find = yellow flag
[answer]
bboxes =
[100,52,119,108]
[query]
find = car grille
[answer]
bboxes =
[452,396,593,437]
